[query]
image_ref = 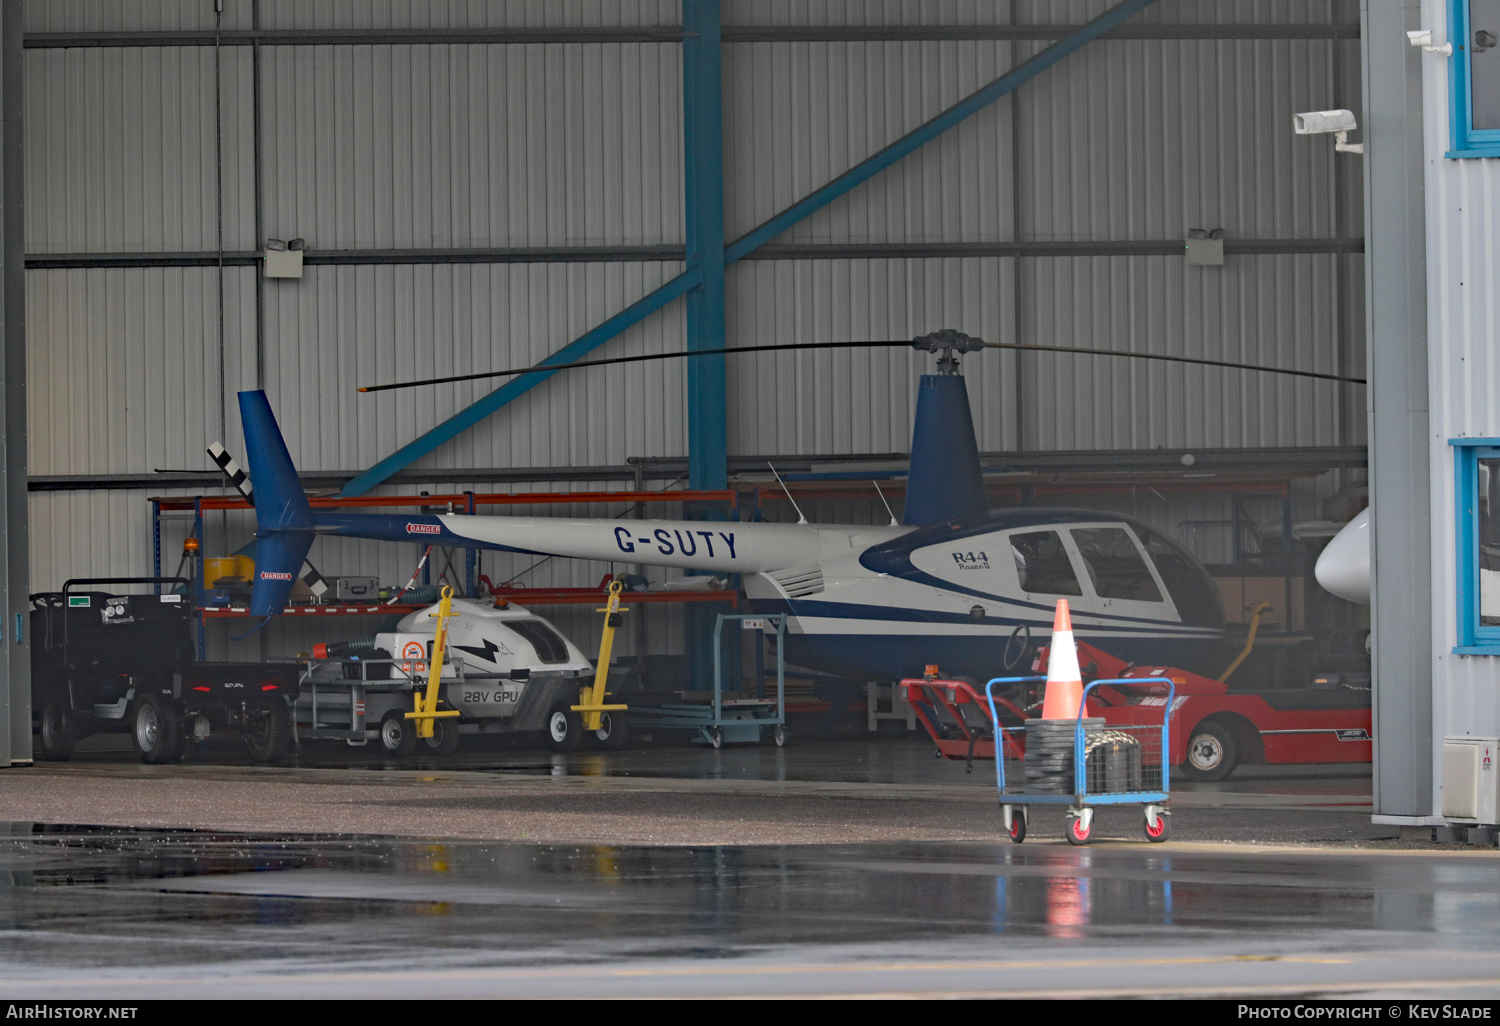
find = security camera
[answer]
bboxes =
[1292,110,1362,155]
[1407,29,1453,55]
[1293,109,1358,135]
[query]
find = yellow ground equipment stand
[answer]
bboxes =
[405,584,463,739]
[572,579,628,731]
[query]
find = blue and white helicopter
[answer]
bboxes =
[232,330,1249,682]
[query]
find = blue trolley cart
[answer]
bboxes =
[984,676,1176,845]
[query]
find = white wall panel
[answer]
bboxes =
[259,41,682,250]
[725,257,1019,455]
[261,261,688,473]
[27,267,256,475]
[26,47,256,253]
[724,39,1015,243]
[1420,0,1500,762]
[259,1,682,30]
[1024,253,1346,450]
[24,0,253,33]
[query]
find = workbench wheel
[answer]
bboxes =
[772,724,785,748]
[1007,807,1027,844]
[38,698,76,762]
[131,694,181,765]
[545,702,584,753]
[1144,806,1171,843]
[245,702,291,764]
[1065,813,1092,846]
[421,716,461,756]
[378,710,417,758]
[709,727,724,749]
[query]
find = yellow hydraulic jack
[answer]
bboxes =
[405,584,463,739]
[572,578,629,731]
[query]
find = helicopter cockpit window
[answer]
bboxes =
[1070,527,1164,603]
[1009,531,1082,596]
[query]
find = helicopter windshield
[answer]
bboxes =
[1135,525,1224,627]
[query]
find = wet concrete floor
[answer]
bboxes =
[0,825,1497,998]
[5,738,1489,998]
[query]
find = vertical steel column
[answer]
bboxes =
[0,1,25,766]
[1362,0,1433,819]
[682,0,726,491]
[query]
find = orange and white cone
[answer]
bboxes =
[1039,598,1083,721]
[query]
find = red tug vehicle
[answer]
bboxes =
[901,638,1372,781]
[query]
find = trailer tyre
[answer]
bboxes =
[545,703,584,753]
[421,717,461,756]
[132,694,181,764]
[244,701,292,764]
[591,711,629,751]
[38,698,76,761]
[1182,719,1238,782]
[379,711,417,758]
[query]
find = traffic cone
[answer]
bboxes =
[1039,598,1083,721]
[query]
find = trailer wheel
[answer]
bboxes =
[591,711,629,751]
[244,702,292,764]
[545,703,584,753]
[1007,807,1027,844]
[38,698,76,761]
[1065,813,1092,846]
[1182,719,1238,782]
[131,694,181,764]
[378,711,417,758]
[420,717,461,756]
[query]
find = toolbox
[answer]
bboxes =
[332,576,379,601]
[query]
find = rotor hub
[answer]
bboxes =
[911,329,985,374]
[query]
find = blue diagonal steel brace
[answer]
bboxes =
[339,268,700,496]
[724,0,1160,264]
[342,0,1156,496]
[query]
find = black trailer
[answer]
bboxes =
[31,577,300,764]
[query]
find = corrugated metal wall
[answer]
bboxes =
[22,0,1363,663]
[1420,0,1500,802]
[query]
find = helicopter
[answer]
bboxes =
[226,329,1289,683]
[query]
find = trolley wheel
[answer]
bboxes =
[1144,806,1171,843]
[1065,813,1092,846]
[1008,807,1027,844]
[934,747,944,758]
[378,710,418,758]
[710,727,723,750]
[772,724,785,748]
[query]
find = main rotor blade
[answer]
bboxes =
[357,340,1366,393]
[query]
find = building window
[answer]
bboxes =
[1450,0,1500,156]
[1451,439,1500,651]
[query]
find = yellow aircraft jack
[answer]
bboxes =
[405,584,463,739]
[572,578,629,731]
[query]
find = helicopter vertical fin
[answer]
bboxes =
[237,390,314,531]
[902,374,986,525]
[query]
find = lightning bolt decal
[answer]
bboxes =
[454,637,510,664]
